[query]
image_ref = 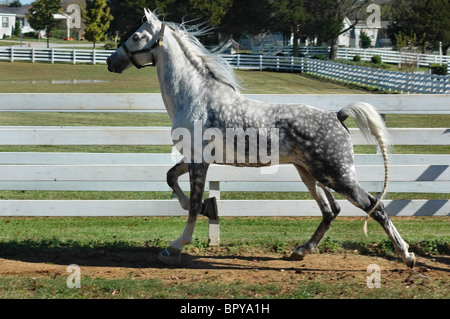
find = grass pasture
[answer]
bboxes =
[0,61,449,300]
[0,61,368,94]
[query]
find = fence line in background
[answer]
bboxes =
[0,47,112,65]
[252,45,450,67]
[0,47,448,95]
[221,55,449,94]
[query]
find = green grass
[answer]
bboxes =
[0,273,447,299]
[1,216,448,254]
[0,61,369,94]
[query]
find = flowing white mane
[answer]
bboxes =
[163,19,242,92]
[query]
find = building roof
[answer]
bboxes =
[350,19,391,29]
[0,5,31,17]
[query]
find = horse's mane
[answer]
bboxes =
[162,19,242,92]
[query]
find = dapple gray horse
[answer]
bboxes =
[107,9,415,268]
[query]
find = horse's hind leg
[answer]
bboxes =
[159,163,209,265]
[291,164,341,260]
[344,185,416,268]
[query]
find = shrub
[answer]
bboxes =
[104,42,118,50]
[312,54,326,60]
[50,29,67,40]
[360,31,371,49]
[430,63,448,75]
[371,55,382,64]
[353,55,361,62]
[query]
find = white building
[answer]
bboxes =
[0,5,33,38]
[339,17,392,48]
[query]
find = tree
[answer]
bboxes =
[108,0,273,47]
[360,30,371,48]
[272,0,312,57]
[305,0,369,59]
[13,20,20,37]
[10,0,22,7]
[82,0,113,49]
[388,0,450,54]
[190,0,233,26]
[218,0,273,39]
[27,0,61,48]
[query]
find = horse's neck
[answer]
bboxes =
[156,33,238,127]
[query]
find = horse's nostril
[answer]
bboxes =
[106,58,111,66]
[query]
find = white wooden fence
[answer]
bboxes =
[222,55,449,94]
[0,47,112,65]
[253,45,450,67]
[337,48,450,67]
[252,45,328,57]
[0,93,449,219]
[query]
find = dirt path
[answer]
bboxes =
[1,248,448,297]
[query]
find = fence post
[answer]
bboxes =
[93,50,96,65]
[259,55,263,71]
[31,48,35,63]
[10,47,14,62]
[51,48,55,64]
[73,49,76,65]
[208,181,220,247]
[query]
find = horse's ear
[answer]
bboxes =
[144,8,158,23]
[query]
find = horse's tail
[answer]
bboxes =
[337,102,390,236]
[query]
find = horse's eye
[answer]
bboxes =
[132,34,139,42]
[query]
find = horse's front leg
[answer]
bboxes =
[167,160,190,210]
[159,163,209,265]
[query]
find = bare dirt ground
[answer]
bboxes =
[0,247,448,298]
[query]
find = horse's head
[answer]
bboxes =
[107,9,165,73]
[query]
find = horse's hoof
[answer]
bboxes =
[158,248,181,266]
[289,251,305,261]
[404,252,416,269]
[201,197,218,220]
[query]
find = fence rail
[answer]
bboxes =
[2,93,449,114]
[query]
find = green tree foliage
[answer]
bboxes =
[108,0,156,42]
[190,0,233,26]
[388,0,450,54]
[305,0,369,59]
[271,0,312,56]
[108,0,272,44]
[360,30,371,48]
[10,0,22,7]
[218,0,273,39]
[13,20,20,37]
[82,0,114,49]
[27,0,61,48]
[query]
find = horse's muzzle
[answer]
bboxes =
[106,56,123,73]
[106,58,113,72]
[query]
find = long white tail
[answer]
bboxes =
[338,102,390,236]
